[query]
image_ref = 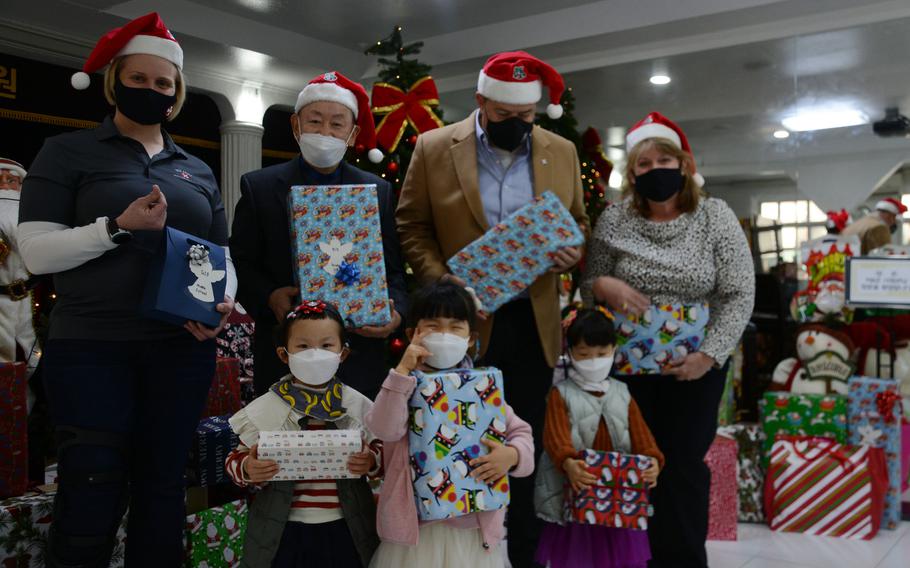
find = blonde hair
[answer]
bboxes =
[103,55,186,121]
[622,138,705,217]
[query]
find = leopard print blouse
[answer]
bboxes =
[580,197,755,365]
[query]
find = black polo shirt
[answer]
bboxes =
[19,116,228,341]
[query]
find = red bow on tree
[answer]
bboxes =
[371,76,444,152]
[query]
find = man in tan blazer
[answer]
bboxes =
[396,51,588,567]
[841,197,906,254]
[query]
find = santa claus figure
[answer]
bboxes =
[0,158,40,391]
[772,324,855,394]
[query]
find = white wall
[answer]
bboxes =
[707,179,801,218]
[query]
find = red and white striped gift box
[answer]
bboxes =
[764,436,888,540]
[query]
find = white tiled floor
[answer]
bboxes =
[706,522,910,568]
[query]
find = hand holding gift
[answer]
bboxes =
[347,441,376,476]
[592,275,650,317]
[469,438,519,484]
[242,444,279,484]
[352,299,402,339]
[563,456,598,492]
[185,294,235,341]
[642,457,660,488]
[549,245,583,273]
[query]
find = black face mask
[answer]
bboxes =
[485,115,533,152]
[890,224,898,234]
[114,79,177,125]
[633,168,685,203]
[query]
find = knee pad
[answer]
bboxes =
[46,426,129,568]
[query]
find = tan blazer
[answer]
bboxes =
[396,111,589,367]
[840,213,892,254]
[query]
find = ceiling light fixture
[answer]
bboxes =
[773,129,790,139]
[781,108,868,132]
[649,75,671,85]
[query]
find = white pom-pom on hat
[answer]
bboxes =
[693,172,705,188]
[368,148,384,164]
[71,72,91,90]
[546,104,563,119]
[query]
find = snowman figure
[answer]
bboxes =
[318,237,353,275]
[772,324,855,394]
[187,244,225,303]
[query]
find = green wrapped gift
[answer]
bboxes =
[758,392,847,467]
[185,499,247,567]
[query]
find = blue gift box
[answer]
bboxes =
[188,415,239,487]
[612,303,710,375]
[408,367,511,521]
[288,185,391,328]
[847,376,902,529]
[447,192,584,314]
[141,227,227,328]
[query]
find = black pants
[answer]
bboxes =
[617,366,727,568]
[271,519,362,568]
[478,299,551,568]
[42,337,215,568]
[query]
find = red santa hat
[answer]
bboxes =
[626,111,704,187]
[295,71,383,164]
[476,51,565,119]
[875,197,907,216]
[71,12,183,91]
[0,158,26,179]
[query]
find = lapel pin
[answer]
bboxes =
[541,158,548,165]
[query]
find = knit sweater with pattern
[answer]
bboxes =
[581,197,755,365]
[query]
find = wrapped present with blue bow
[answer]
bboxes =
[447,191,584,314]
[408,367,511,521]
[612,303,710,375]
[287,185,390,328]
[141,227,227,328]
[847,376,903,529]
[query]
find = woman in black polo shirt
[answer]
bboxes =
[18,13,234,567]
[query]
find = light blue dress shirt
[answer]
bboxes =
[474,111,535,227]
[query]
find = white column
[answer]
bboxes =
[219,120,264,229]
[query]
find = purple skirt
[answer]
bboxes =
[535,521,651,568]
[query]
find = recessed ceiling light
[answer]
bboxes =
[773,129,790,139]
[649,75,671,85]
[781,108,868,132]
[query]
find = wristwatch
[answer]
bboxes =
[106,216,133,244]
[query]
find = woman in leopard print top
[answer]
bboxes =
[580,112,754,568]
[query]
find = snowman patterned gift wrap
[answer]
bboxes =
[563,449,654,530]
[408,368,511,521]
[612,303,710,375]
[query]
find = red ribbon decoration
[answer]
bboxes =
[371,76,444,153]
[875,390,901,423]
[826,209,850,232]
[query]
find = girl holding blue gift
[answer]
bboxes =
[365,282,534,568]
[534,307,663,568]
[224,300,381,568]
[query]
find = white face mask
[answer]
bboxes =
[422,333,470,370]
[287,348,341,385]
[298,132,350,169]
[569,354,614,391]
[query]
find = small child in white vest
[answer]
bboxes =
[533,307,663,568]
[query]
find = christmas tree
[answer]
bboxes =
[536,88,613,297]
[535,88,612,229]
[350,26,445,195]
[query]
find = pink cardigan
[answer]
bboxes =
[364,369,535,550]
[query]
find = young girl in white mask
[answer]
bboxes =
[225,300,381,568]
[365,282,534,568]
[534,307,663,568]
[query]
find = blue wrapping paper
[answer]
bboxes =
[612,303,710,375]
[408,367,511,520]
[447,192,584,314]
[288,184,391,327]
[847,376,902,529]
[188,415,239,487]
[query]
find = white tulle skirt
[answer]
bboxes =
[369,523,505,568]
